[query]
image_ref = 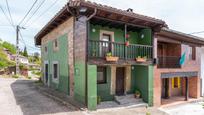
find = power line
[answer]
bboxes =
[0,5,14,29]
[18,0,39,25]
[5,0,15,27]
[22,0,47,26]
[25,0,59,28]
[19,31,39,50]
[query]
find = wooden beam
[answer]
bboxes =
[93,16,148,28]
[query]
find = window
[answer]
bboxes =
[54,39,58,48]
[52,61,59,82]
[53,39,59,51]
[44,46,48,53]
[189,46,196,60]
[172,77,180,88]
[97,67,107,84]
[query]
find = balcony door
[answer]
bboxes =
[100,30,114,57]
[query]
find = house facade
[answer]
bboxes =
[35,0,204,110]
[154,28,204,106]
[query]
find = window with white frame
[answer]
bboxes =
[44,46,48,53]
[52,61,59,81]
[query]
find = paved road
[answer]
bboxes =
[0,77,168,115]
[0,77,83,115]
[160,102,204,115]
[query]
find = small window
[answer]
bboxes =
[53,62,59,80]
[189,46,196,60]
[97,67,107,84]
[44,46,48,53]
[54,39,58,48]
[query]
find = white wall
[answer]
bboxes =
[201,47,204,96]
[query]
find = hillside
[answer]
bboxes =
[0,40,15,69]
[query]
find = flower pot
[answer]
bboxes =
[106,56,119,62]
[136,58,147,62]
[125,41,129,46]
[135,94,140,98]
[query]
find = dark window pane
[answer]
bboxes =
[54,64,58,78]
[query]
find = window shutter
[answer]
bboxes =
[178,77,181,88]
[172,78,174,88]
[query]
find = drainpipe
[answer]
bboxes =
[85,8,97,107]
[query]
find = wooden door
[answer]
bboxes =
[116,67,125,95]
[161,78,169,98]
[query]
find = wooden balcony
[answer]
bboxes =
[157,56,181,68]
[88,40,153,65]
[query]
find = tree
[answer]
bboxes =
[23,46,28,57]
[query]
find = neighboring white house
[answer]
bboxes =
[13,55,29,65]
[201,47,204,96]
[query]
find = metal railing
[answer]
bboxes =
[157,56,181,68]
[88,40,153,60]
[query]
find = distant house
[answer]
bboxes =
[12,55,29,65]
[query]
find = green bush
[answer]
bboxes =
[12,75,19,78]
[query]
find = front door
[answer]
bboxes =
[161,78,169,98]
[116,67,125,95]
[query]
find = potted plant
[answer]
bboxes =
[106,52,119,62]
[92,49,96,57]
[136,56,147,62]
[134,90,141,98]
[97,96,101,104]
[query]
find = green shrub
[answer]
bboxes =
[12,75,19,78]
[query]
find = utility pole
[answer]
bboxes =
[16,25,20,75]
[15,25,25,75]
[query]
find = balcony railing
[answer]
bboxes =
[157,56,181,68]
[88,40,153,60]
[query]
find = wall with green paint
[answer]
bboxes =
[89,24,151,45]
[87,64,97,110]
[41,34,69,95]
[131,65,153,106]
[90,24,138,43]
[74,62,86,104]
[97,66,114,101]
[138,29,152,45]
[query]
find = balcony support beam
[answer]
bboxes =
[125,24,127,60]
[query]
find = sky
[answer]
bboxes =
[1,0,204,54]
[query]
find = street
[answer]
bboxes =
[0,77,82,115]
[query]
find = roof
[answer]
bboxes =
[156,28,204,46]
[35,0,167,45]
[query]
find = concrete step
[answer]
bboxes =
[114,94,144,105]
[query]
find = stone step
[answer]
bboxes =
[114,94,143,105]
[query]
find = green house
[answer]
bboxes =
[35,0,166,110]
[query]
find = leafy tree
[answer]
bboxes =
[23,46,28,57]
[2,41,16,54]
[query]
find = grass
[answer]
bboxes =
[12,74,19,78]
[34,79,43,86]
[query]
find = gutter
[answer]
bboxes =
[85,8,97,107]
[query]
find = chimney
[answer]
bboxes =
[127,8,133,12]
